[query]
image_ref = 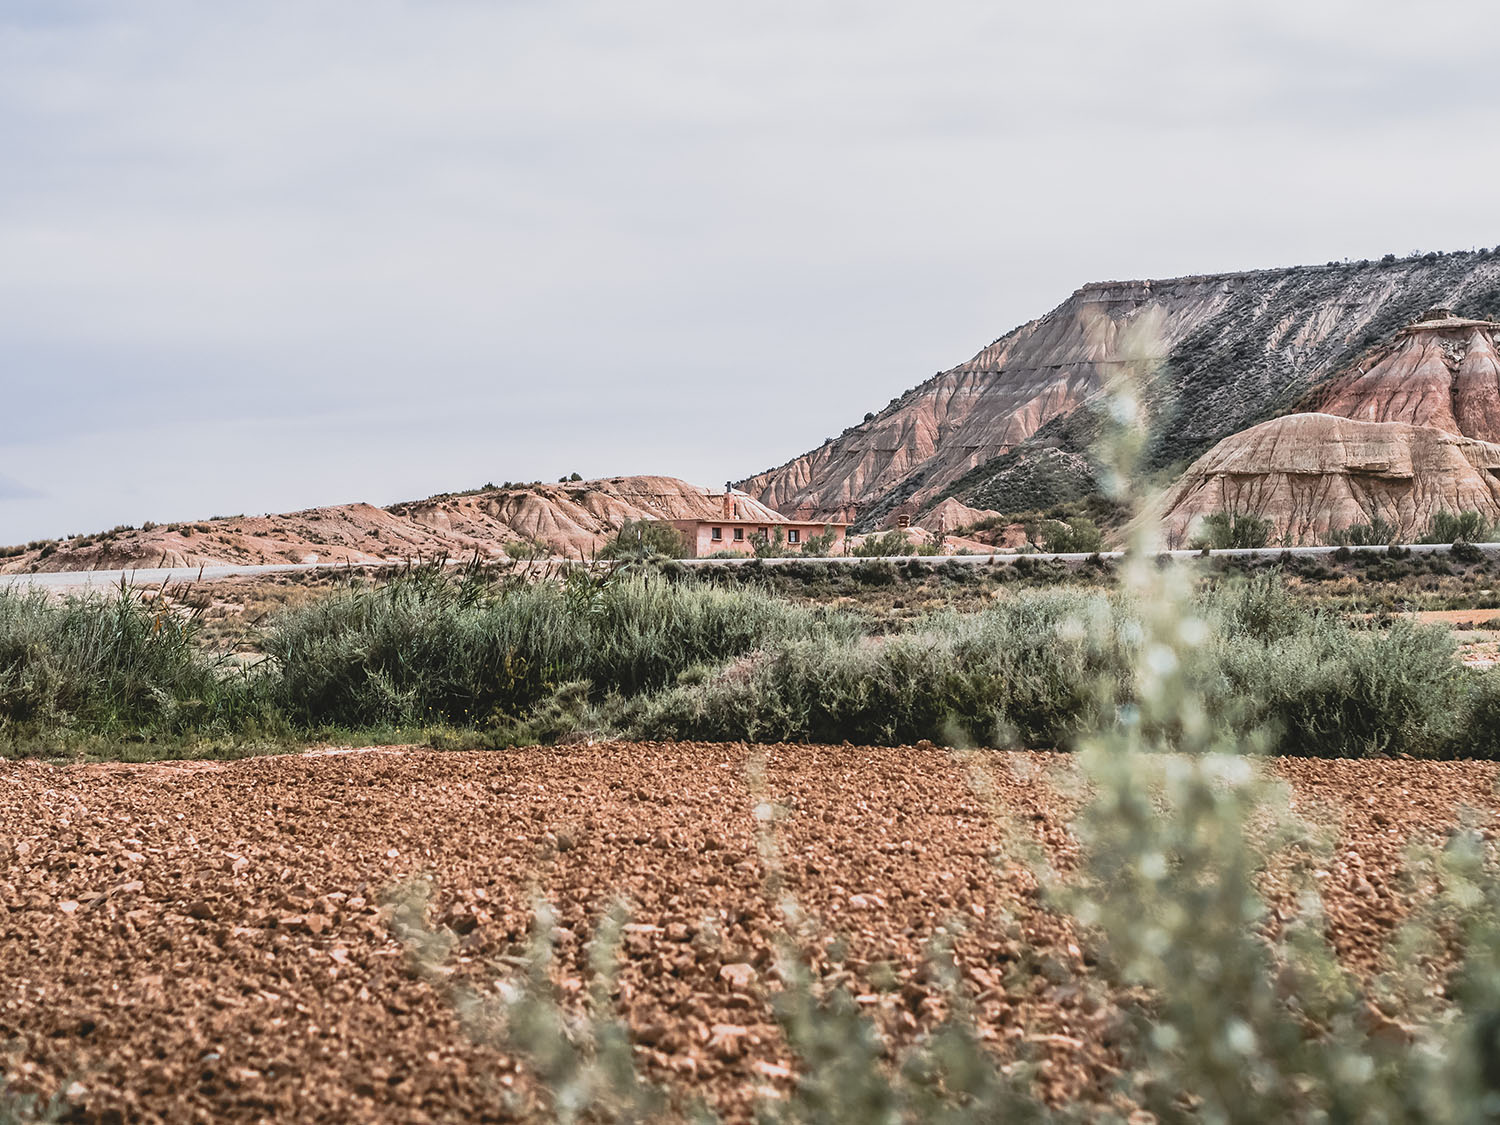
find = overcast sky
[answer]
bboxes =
[2,0,1497,542]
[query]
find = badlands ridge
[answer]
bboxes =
[0,478,784,573]
[10,251,1500,565]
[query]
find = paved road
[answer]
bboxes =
[680,541,1498,567]
[0,561,379,591]
[2,540,1494,590]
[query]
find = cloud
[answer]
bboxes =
[0,473,41,501]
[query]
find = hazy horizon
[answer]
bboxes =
[5,0,1498,543]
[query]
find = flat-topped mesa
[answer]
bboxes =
[737,251,1500,527]
[1399,306,1500,334]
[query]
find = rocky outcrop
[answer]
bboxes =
[1151,313,1500,544]
[390,477,786,561]
[1,477,784,573]
[739,252,1500,524]
[918,497,1001,534]
[1312,315,1500,439]
[1149,414,1500,545]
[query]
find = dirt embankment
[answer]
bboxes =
[1,746,1495,1122]
[1,476,784,575]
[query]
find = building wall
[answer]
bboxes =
[669,520,848,558]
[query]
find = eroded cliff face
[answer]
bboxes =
[738,252,1500,524]
[1150,414,1500,545]
[1312,318,1500,440]
[1153,315,1500,543]
[0,477,780,572]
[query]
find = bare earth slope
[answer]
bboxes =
[2,746,1493,1122]
[738,252,1500,525]
[1153,315,1500,543]
[1312,316,1500,439]
[1149,413,1500,545]
[1,477,780,573]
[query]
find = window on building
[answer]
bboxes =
[711,527,722,541]
[733,527,744,541]
[788,529,800,544]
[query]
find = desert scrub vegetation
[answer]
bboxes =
[4,564,1500,758]
[0,585,271,751]
[1190,510,1274,550]
[264,565,857,731]
[1422,509,1496,545]
[617,574,1497,757]
[599,519,689,561]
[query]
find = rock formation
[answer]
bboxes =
[1149,414,1500,545]
[918,497,1001,535]
[738,252,1500,526]
[1152,312,1500,544]
[1312,312,1500,440]
[0,477,785,573]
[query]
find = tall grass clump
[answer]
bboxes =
[1196,572,1476,758]
[266,566,851,731]
[624,590,1125,748]
[619,569,1485,758]
[0,585,257,743]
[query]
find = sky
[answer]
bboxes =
[3,0,1498,543]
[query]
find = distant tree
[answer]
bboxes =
[504,538,549,560]
[569,472,583,482]
[850,530,913,557]
[1025,516,1104,553]
[599,520,688,560]
[1327,517,1397,547]
[1193,511,1272,550]
[800,527,838,557]
[1421,509,1492,545]
[750,527,789,558]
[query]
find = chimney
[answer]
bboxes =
[722,490,734,520]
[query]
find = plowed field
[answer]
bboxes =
[2,745,1496,1122]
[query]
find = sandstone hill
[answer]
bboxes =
[0,477,781,573]
[1151,311,1500,543]
[1148,413,1500,546]
[737,250,1500,528]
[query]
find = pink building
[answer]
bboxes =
[669,491,847,558]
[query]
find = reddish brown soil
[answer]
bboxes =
[1,746,1495,1123]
